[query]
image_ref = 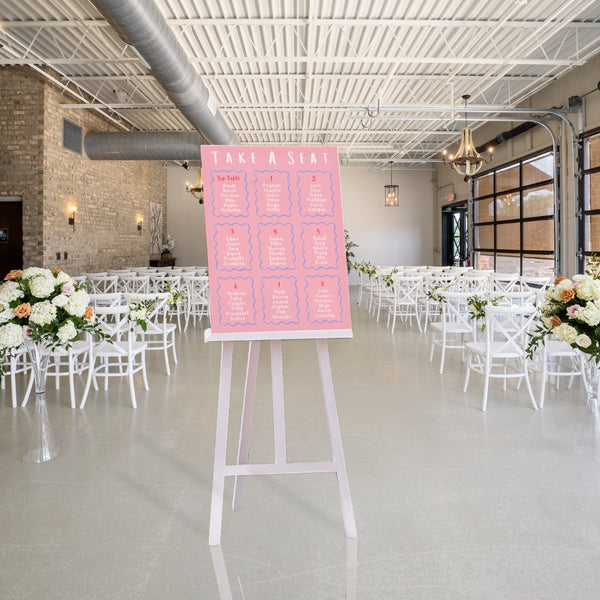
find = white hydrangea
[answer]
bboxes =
[575,276,600,301]
[576,334,592,348]
[29,301,57,326]
[64,290,90,318]
[577,302,600,327]
[52,294,69,308]
[552,322,578,344]
[21,267,51,280]
[57,320,77,344]
[29,274,57,299]
[54,270,71,285]
[0,308,14,325]
[129,307,148,321]
[0,322,24,349]
[0,281,24,304]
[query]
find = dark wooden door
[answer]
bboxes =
[0,198,23,276]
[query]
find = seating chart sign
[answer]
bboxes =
[201,145,352,335]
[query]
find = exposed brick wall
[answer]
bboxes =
[0,66,167,275]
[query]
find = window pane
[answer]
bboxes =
[583,214,600,252]
[522,255,554,277]
[497,222,520,250]
[474,224,493,249]
[495,254,520,273]
[474,252,493,270]
[474,197,494,223]
[523,184,554,218]
[496,165,520,192]
[475,174,494,197]
[523,220,554,252]
[584,172,600,211]
[522,153,553,186]
[585,133,600,170]
[495,192,520,221]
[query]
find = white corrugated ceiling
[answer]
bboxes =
[1,0,600,165]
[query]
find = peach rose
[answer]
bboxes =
[52,268,62,275]
[4,269,22,281]
[555,276,566,284]
[560,288,576,302]
[13,302,31,318]
[84,306,94,320]
[550,316,562,328]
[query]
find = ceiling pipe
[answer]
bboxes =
[86,0,238,159]
[84,131,205,160]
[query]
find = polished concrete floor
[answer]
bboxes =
[1,290,600,599]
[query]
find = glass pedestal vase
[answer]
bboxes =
[573,356,600,462]
[22,342,59,463]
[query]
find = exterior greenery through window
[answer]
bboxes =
[472,149,555,276]
[578,128,600,271]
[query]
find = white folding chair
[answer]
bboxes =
[80,304,149,409]
[463,304,538,411]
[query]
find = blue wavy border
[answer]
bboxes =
[257,222,296,271]
[216,277,257,327]
[296,170,335,217]
[260,276,300,325]
[212,223,253,272]
[304,275,344,324]
[300,222,339,270]
[253,170,292,217]
[208,170,249,218]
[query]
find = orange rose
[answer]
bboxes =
[13,302,31,318]
[550,316,562,328]
[555,276,566,284]
[4,269,22,281]
[84,306,94,320]
[560,288,576,302]
[52,268,62,275]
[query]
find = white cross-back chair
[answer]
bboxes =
[421,273,457,331]
[118,274,151,294]
[1,347,34,408]
[79,304,149,409]
[87,273,119,294]
[152,275,184,329]
[489,273,520,292]
[183,274,210,329]
[387,274,423,332]
[538,339,586,408]
[124,292,177,375]
[463,304,538,411]
[429,291,474,374]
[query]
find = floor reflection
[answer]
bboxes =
[210,538,357,600]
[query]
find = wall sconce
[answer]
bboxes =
[68,205,76,231]
[137,216,143,234]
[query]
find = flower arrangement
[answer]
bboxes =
[527,265,600,362]
[344,229,358,272]
[0,267,104,376]
[354,261,378,280]
[161,234,175,256]
[127,298,156,332]
[382,267,399,288]
[467,294,503,331]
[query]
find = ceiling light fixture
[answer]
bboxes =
[384,161,399,207]
[185,168,204,204]
[442,94,493,182]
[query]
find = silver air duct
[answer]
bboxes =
[85,131,205,161]
[87,0,238,157]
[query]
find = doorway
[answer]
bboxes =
[441,202,468,267]
[0,196,24,275]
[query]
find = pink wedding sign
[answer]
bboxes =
[201,145,352,336]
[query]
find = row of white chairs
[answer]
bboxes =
[359,267,584,412]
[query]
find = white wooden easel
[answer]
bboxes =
[205,329,357,546]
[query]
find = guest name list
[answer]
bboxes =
[202,145,352,335]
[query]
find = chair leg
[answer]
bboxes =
[482,360,491,412]
[463,352,472,393]
[523,364,538,410]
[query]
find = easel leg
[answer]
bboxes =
[232,340,261,511]
[315,339,357,538]
[271,340,287,464]
[209,341,234,546]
